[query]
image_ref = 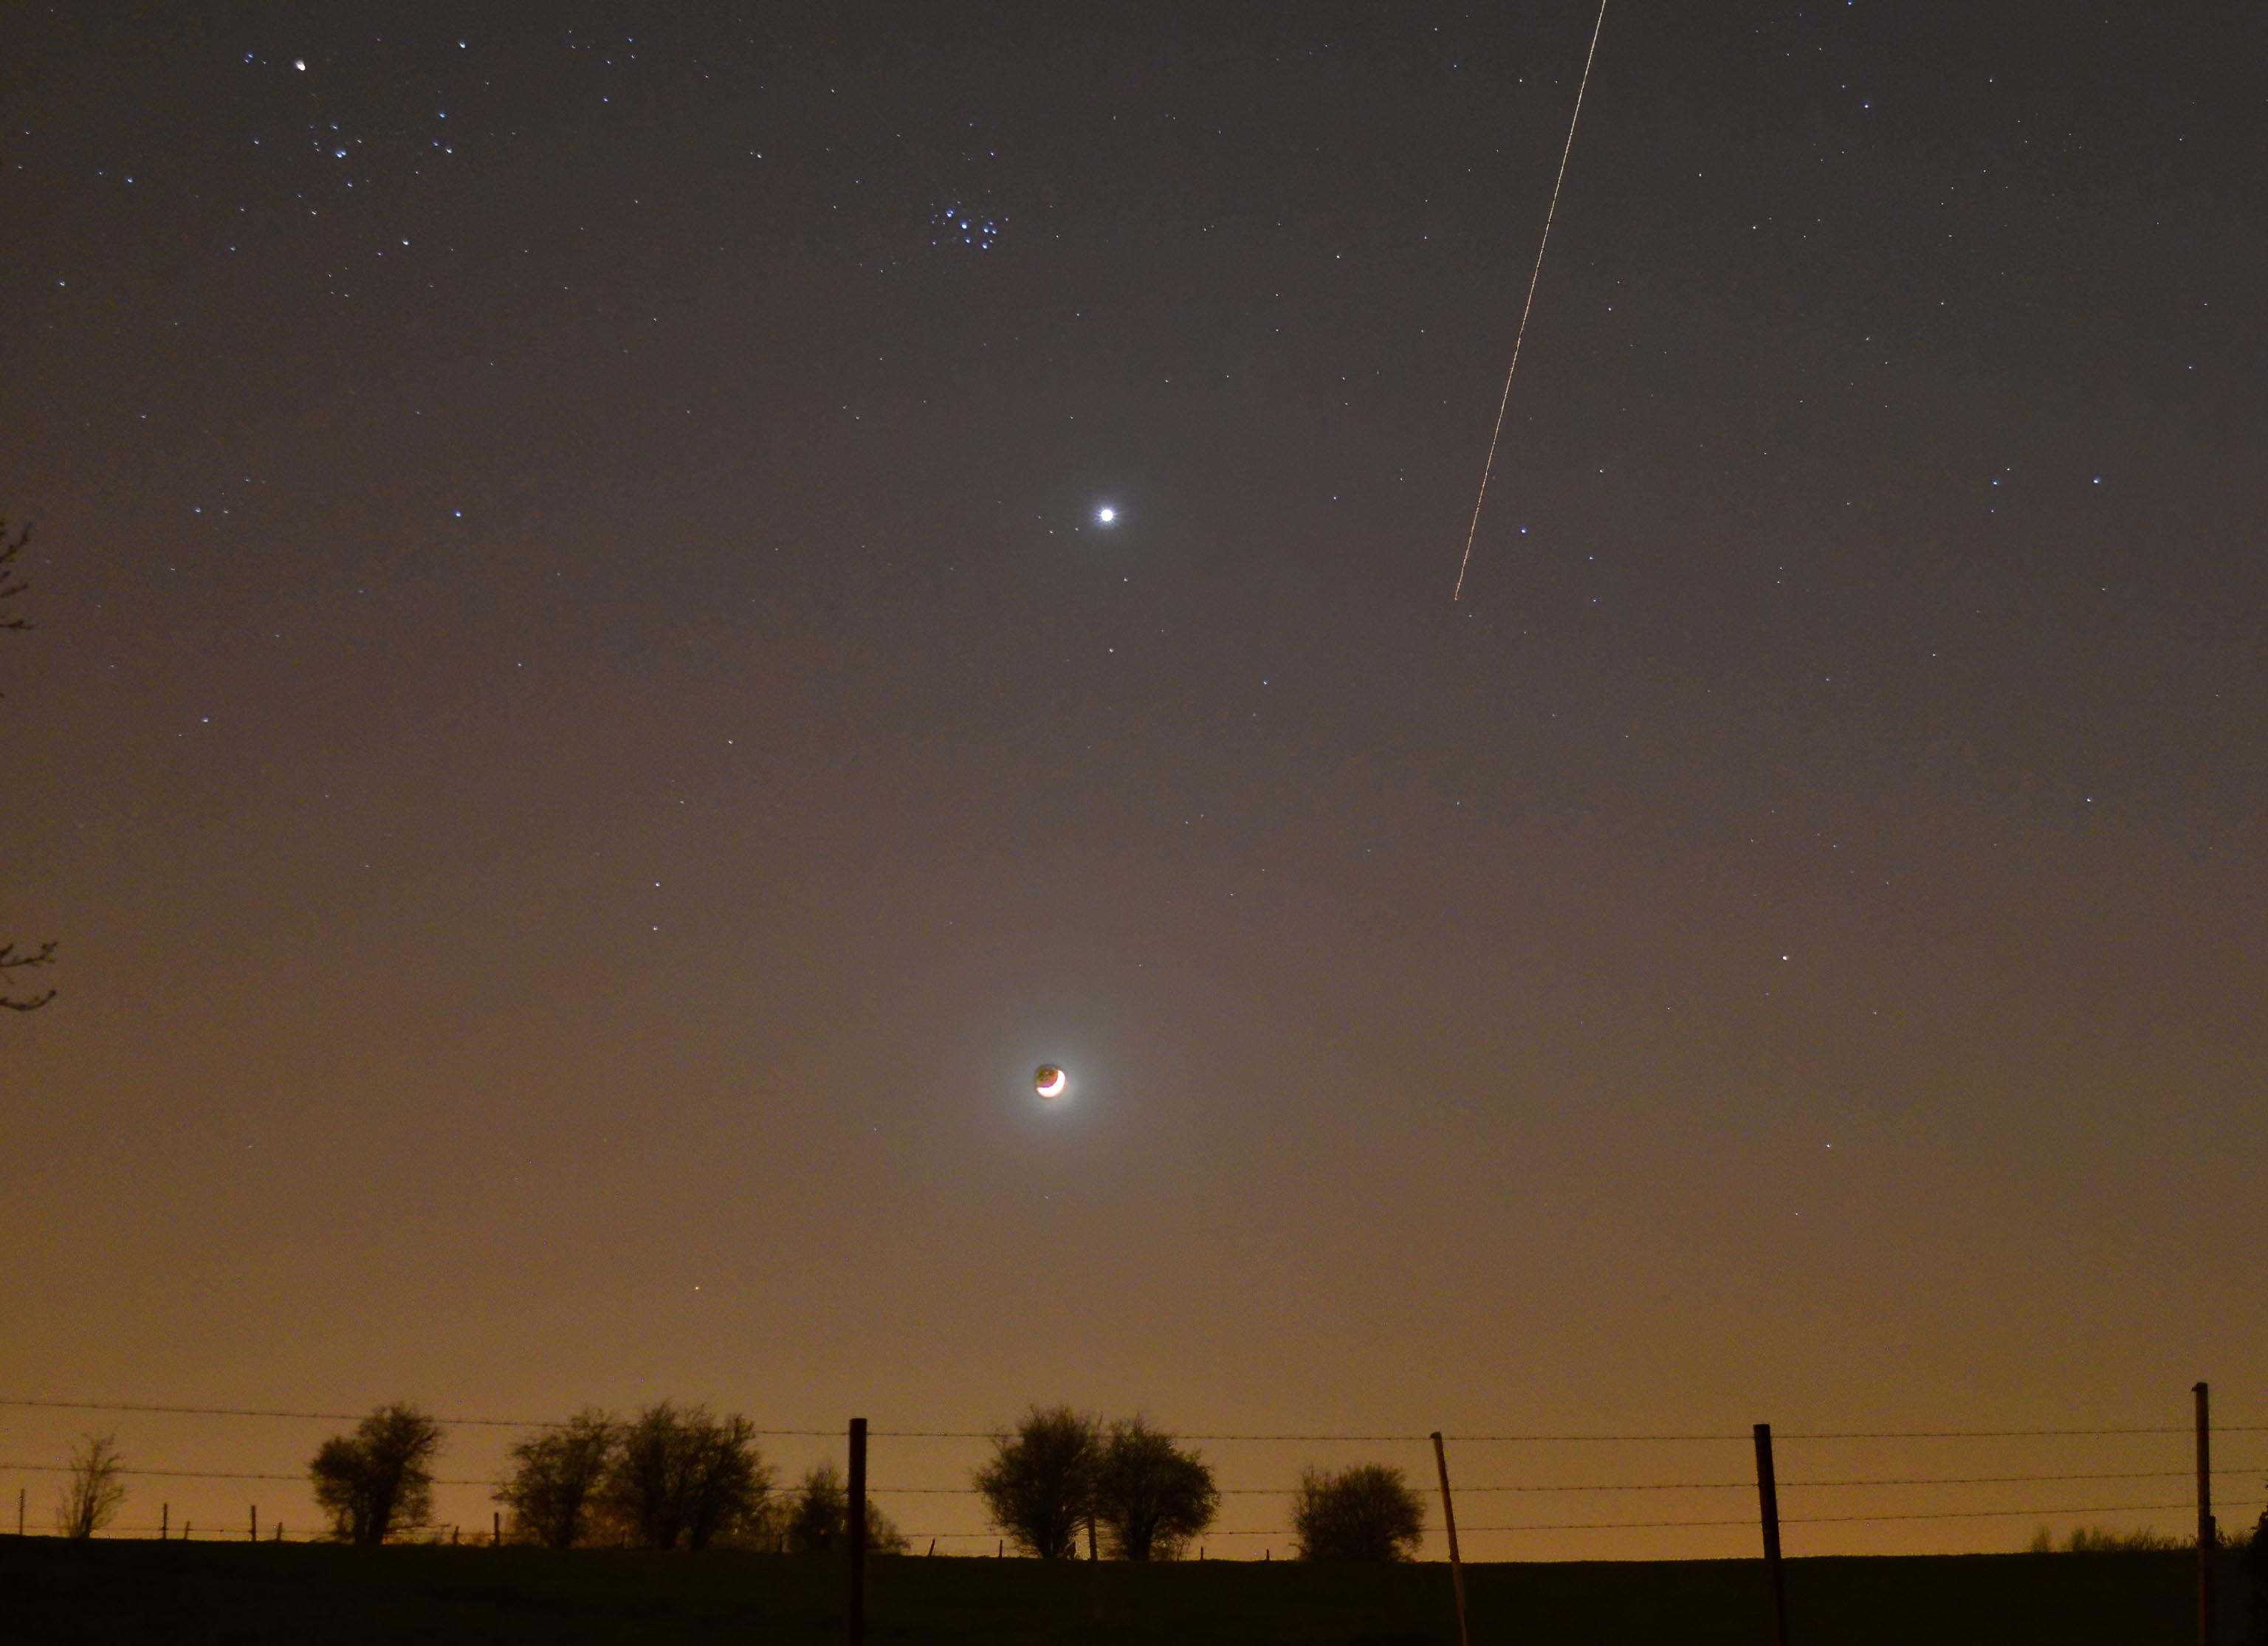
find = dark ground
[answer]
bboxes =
[0,1537,2255,1645]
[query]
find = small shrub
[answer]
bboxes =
[2062,1524,2183,1553]
[1291,1463,1426,1563]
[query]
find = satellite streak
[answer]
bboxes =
[1454,0,1609,602]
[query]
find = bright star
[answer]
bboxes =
[1097,506,1117,525]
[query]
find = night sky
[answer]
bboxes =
[4,4,2264,1557]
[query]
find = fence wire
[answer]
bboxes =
[12,1399,2265,1442]
[4,1394,2261,1556]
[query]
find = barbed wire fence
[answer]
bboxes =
[3,1393,2262,1563]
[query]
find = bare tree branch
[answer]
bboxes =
[0,518,30,636]
[1,514,57,1011]
[0,940,58,1012]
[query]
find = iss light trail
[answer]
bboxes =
[1453,0,1610,602]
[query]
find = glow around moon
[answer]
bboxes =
[1034,1064,1067,1098]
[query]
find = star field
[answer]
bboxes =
[1,3,2264,1559]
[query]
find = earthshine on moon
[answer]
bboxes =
[1034,1064,1067,1098]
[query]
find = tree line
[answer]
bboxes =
[307,1399,1434,1560]
[309,1401,905,1552]
[54,1405,2268,1564]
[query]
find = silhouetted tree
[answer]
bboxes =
[1291,1463,1426,1562]
[309,1403,444,1544]
[57,1432,126,1539]
[973,1405,1099,1560]
[782,1463,909,1554]
[1092,1417,1217,1560]
[604,1402,772,1551]
[782,1464,845,1553]
[497,1409,617,1549]
[0,517,55,1013]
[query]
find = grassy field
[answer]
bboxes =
[0,1537,2252,1644]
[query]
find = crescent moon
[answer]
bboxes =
[1035,1067,1067,1098]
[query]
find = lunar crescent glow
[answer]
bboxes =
[1035,1065,1067,1098]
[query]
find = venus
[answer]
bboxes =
[1034,1064,1067,1098]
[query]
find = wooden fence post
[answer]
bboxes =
[846,1417,868,1646]
[1431,1432,1472,1646]
[1754,1422,1790,1646]
[2195,1381,2214,1646]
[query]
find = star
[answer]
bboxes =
[1096,506,1117,526]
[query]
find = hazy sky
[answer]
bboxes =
[3,3,2263,1556]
